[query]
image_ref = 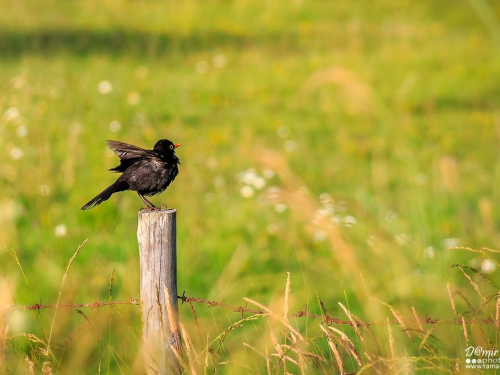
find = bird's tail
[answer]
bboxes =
[81,182,125,210]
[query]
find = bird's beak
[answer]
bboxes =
[174,143,181,148]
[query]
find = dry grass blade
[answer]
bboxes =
[287,342,307,374]
[317,295,328,322]
[21,333,46,345]
[5,247,28,285]
[186,299,202,345]
[359,356,457,375]
[270,328,288,373]
[390,308,410,337]
[496,290,500,327]
[419,325,437,350]
[269,328,282,356]
[453,262,500,289]
[454,290,475,311]
[461,316,469,345]
[243,342,272,375]
[328,325,362,366]
[24,355,35,375]
[108,268,115,301]
[284,272,291,324]
[451,246,500,254]
[455,265,486,301]
[47,238,88,354]
[296,351,306,374]
[208,314,262,355]
[266,348,271,375]
[338,302,363,341]
[244,297,305,343]
[412,306,424,332]
[387,318,395,359]
[359,353,383,375]
[243,342,268,361]
[270,352,298,365]
[446,283,457,317]
[376,299,412,340]
[290,347,325,362]
[320,325,344,373]
[281,337,307,373]
[203,334,210,375]
[41,361,53,375]
[181,323,198,375]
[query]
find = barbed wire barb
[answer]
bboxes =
[9,293,500,328]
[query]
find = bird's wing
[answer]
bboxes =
[107,140,151,160]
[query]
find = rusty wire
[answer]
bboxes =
[6,292,497,328]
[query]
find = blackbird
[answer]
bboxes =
[81,139,181,210]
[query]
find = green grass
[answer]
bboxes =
[1,0,500,373]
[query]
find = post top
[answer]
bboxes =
[138,208,177,215]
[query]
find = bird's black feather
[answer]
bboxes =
[82,139,180,210]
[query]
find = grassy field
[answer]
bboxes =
[1,0,500,373]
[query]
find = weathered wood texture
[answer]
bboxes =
[137,209,181,375]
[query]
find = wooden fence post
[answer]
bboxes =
[137,209,181,375]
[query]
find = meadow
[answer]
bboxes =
[1,0,500,373]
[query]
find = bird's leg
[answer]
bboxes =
[138,193,156,210]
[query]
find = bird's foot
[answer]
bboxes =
[140,205,168,211]
[140,203,169,211]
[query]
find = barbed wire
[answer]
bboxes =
[8,292,498,328]
[178,292,498,327]
[9,298,139,311]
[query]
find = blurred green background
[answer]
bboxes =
[1,0,500,373]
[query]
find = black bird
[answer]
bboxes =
[81,139,181,210]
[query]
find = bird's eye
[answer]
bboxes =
[169,145,174,150]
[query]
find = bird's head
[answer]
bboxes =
[153,139,181,158]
